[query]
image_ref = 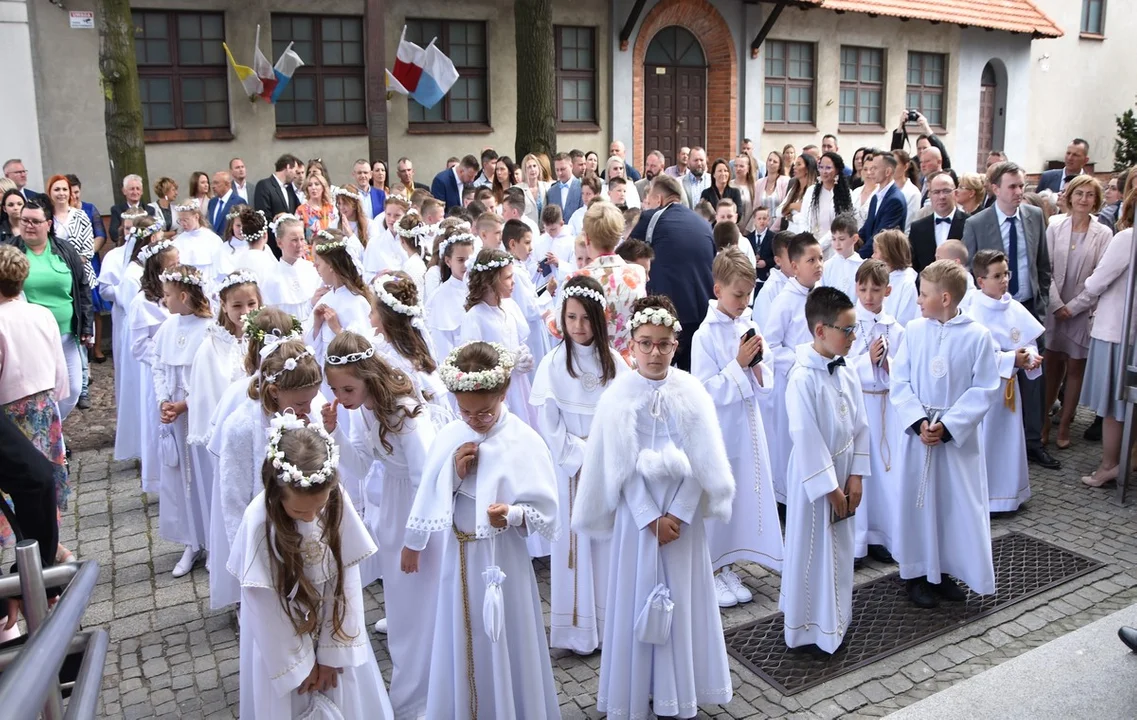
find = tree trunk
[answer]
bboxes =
[514,0,557,161]
[99,0,150,205]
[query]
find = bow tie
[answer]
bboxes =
[935,216,952,225]
[827,357,846,375]
[1064,174,1078,184]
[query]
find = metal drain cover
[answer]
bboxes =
[723,532,1103,695]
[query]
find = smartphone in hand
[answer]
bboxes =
[742,328,763,367]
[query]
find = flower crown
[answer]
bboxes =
[397,222,437,243]
[226,207,244,221]
[126,222,162,245]
[265,413,339,489]
[138,239,176,263]
[439,342,515,393]
[241,210,269,243]
[173,200,199,213]
[331,185,365,203]
[562,284,606,305]
[438,232,481,258]
[470,256,511,274]
[242,310,303,343]
[268,213,301,233]
[629,307,682,333]
[313,230,346,254]
[373,274,423,318]
[159,269,207,289]
[262,343,315,384]
[326,345,375,365]
[121,208,149,221]
[217,270,258,293]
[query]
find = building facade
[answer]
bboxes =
[3,0,1129,209]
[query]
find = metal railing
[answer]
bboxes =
[1115,230,1137,504]
[0,540,107,720]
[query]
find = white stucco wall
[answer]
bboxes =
[954,29,1033,175]
[1,0,46,192]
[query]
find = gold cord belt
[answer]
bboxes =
[1004,376,1016,412]
[453,526,478,720]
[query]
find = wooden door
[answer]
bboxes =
[643,27,707,166]
[977,64,997,171]
[676,67,706,153]
[645,66,676,165]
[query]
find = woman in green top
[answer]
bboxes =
[5,199,92,420]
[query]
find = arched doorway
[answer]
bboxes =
[976,61,1006,171]
[643,27,707,166]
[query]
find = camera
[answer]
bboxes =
[906,110,920,123]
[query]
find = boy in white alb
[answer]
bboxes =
[568,175,602,237]
[751,230,794,326]
[847,260,905,562]
[781,286,870,654]
[692,250,784,609]
[533,205,577,285]
[764,232,825,503]
[820,214,864,303]
[890,260,1000,608]
[503,219,551,374]
[935,240,978,310]
[966,249,1043,512]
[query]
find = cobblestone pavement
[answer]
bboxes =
[49,368,1137,719]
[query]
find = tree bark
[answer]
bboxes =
[99,0,150,205]
[514,0,557,161]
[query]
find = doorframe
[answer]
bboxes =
[982,59,1009,164]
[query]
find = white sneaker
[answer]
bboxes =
[722,569,753,604]
[374,618,388,634]
[172,546,202,578]
[715,574,738,608]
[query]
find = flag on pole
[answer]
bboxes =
[389,27,427,95]
[223,42,263,99]
[252,26,278,102]
[270,43,305,104]
[386,27,458,109]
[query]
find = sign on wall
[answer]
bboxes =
[69,11,94,29]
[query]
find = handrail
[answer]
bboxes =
[63,629,109,720]
[1115,231,1137,504]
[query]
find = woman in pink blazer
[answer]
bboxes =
[1043,175,1113,448]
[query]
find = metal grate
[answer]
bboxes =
[723,532,1103,695]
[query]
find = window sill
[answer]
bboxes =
[762,124,818,134]
[144,128,234,144]
[1079,32,1106,41]
[556,122,602,134]
[838,124,887,134]
[274,125,369,139]
[407,123,494,135]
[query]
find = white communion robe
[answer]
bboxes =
[228,488,393,720]
[425,275,467,365]
[690,302,783,572]
[848,303,906,556]
[890,312,1000,593]
[966,291,1044,512]
[406,409,561,720]
[97,246,128,413]
[333,402,441,720]
[306,285,373,370]
[226,246,279,284]
[127,293,170,492]
[511,260,551,376]
[530,341,629,653]
[885,267,919,327]
[821,253,865,305]
[261,257,321,322]
[151,313,213,551]
[575,369,735,720]
[458,300,539,429]
[112,263,146,461]
[174,227,223,278]
[205,376,252,610]
[764,277,813,503]
[751,268,788,327]
[780,344,871,653]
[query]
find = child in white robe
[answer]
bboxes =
[765,233,825,503]
[873,229,919,326]
[781,287,871,654]
[691,250,783,610]
[503,219,551,376]
[227,417,393,720]
[530,276,628,654]
[848,260,906,562]
[890,260,1000,608]
[936,239,979,310]
[225,208,278,283]
[151,265,214,578]
[126,240,177,492]
[819,215,864,303]
[306,229,372,369]
[172,201,223,279]
[211,207,250,282]
[967,250,1044,512]
[426,230,479,364]
[750,230,794,325]
[575,296,735,720]
[458,248,538,428]
[321,331,440,720]
[261,215,321,322]
[406,341,561,720]
[363,196,409,282]
[392,211,429,298]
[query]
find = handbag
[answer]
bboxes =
[633,519,674,645]
[158,424,180,468]
[481,533,506,643]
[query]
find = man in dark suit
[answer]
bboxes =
[1036,138,1090,195]
[545,152,583,219]
[629,175,715,371]
[909,171,968,273]
[108,174,156,242]
[254,153,303,257]
[858,151,907,258]
[963,161,1058,470]
[431,155,480,210]
[3,159,43,202]
[206,171,243,235]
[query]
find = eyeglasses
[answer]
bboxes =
[824,324,857,338]
[19,217,47,226]
[985,271,1013,281]
[634,338,678,355]
[459,408,497,423]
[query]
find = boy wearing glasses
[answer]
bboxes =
[890,260,1000,608]
[966,250,1043,512]
[781,286,869,654]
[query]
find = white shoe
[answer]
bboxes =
[374,618,388,634]
[172,546,202,578]
[715,574,738,608]
[721,568,753,604]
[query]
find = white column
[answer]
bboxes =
[0,0,46,189]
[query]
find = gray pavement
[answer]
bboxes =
[42,408,1137,718]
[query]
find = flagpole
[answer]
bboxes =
[254,24,261,56]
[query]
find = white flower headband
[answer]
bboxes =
[629,307,682,333]
[439,342,515,393]
[470,256,511,274]
[438,232,481,258]
[326,345,375,365]
[331,185,365,203]
[265,412,339,489]
[397,222,438,243]
[217,270,258,293]
[138,239,176,263]
[373,274,424,318]
[262,344,315,384]
[226,207,244,221]
[313,229,346,254]
[159,269,207,289]
[126,223,161,244]
[241,210,268,243]
[173,201,199,213]
[121,209,149,221]
[268,213,301,233]
[563,285,605,305]
[256,329,302,357]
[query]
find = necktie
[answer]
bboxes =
[1064,174,1077,185]
[1006,215,1019,296]
[866,194,880,228]
[214,201,222,229]
[935,216,952,225]
[827,357,846,375]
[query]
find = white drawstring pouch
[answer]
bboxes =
[634,519,674,646]
[297,692,345,720]
[482,533,506,643]
[158,424,180,468]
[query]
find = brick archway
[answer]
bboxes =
[632,0,737,165]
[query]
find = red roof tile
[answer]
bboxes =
[800,0,1063,38]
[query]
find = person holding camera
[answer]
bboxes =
[891,111,953,180]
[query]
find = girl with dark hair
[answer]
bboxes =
[308,229,372,367]
[849,147,868,190]
[797,151,854,258]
